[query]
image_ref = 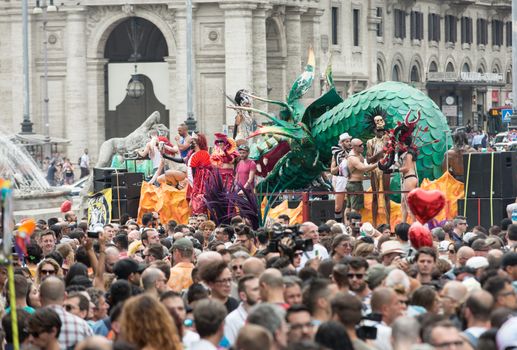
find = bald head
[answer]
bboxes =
[351,138,362,147]
[466,289,494,321]
[75,336,111,350]
[300,222,317,234]
[457,246,475,266]
[197,251,223,270]
[442,281,468,303]
[259,268,284,289]
[371,287,397,313]
[40,276,66,306]
[141,267,165,291]
[243,257,265,277]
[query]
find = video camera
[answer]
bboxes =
[266,224,314,254]
[356,313,382,340]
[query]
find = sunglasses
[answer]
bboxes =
[232,265,243,271]
[215,140,225,144]
[64,304,76,312]
[347,273,364,279]
[448,249,456,254]
[41,269,56,275]
[356,144,364,147]
[294,252,303,257]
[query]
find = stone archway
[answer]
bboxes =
[104,17,170,139]
[85,6,177,154]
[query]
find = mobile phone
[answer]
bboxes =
[87,230,99,239]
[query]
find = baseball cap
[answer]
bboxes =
[238,144,250,151]
[466,256,489,270]
[113,259,146,280]
[173,238,194,251]
[339,133,352,141]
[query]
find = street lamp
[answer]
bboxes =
[126,64,145,99]
[126,17,145,99]
[20,0,32,134]
[33,0,56,145]
[185,0,196,132]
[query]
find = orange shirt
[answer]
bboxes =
[167,262,195,292]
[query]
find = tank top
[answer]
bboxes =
[179,136,189,158]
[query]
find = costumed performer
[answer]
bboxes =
[365,108,391,226]
[186,134,212,214]
[441,131,474,182]
[137,129,163,183]
[155,142,187,189]
[330,132,352,223]
[234,89,255,142]
[210,133,239,190]
[398,137,418,223]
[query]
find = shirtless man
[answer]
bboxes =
[175,123,192,159]
[399,145,418,223]
[441,131,474,182]
[346,139,378,213]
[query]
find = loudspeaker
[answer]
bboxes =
[457,197,514,228]
[93,167,126,182]
[111,172,144,187]
[93,181,111,192]
[112,186,142,200]
[112,198,140,220]
[463,152,517,198]
[309,200,334,225]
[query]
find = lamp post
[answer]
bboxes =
[185,0,196,132]
[20,0,33,133]
[33,0,57,145]
[513,0,517,126]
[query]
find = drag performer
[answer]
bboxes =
[234,89,255,142]
[399,137,418,223]
[186,134,212,214]
[155,143,187,189]
[366,108,391,226]
[330,132,352,223]
[210,133,239,190]
[442,131,474,182]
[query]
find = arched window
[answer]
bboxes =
[392,65,401,81]
[377,63,384,82]
[462,63,470,72]
[410,65,420,82]
[446,62,455,72]
[429,61,438,73]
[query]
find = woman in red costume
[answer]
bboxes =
[210,133,239,190]
[186,134,212,214]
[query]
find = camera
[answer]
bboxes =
[266,224,313,253]
[87,224,104,239]
[356,313,382,340]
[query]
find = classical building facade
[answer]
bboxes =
[0,0,512,162]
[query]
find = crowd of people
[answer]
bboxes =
[3,208,517,350]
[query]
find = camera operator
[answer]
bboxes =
[299,222,329,269]
[346,212,363,236]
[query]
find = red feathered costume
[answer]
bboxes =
[186,134,212,215]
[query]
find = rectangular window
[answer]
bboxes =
[445,15,457,43]
[376,7,383,37]
[493,20,504,46]
[428,13,440,41]
[353,9,360,46]
[507,21,512,47]
[461,17,473,44]
[331,7,339,45]
[477,18,488,45]
[394,9,406,39]
[410,11,423,40]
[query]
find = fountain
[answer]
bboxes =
[0,132,70,220]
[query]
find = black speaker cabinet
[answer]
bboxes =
[463,152,517,198]
[110,172,144,187]
[112,186,142,200]
[309,200,334,225]
[93,167,126,182]
[93,181,111,193]
[457,197,514,228]
[112,198,140,220]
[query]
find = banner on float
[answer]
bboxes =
[87,188,113,230]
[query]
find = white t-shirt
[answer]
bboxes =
[300,243,329,268]
[223,303,247,345]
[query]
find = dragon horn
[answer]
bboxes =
[227,105,289,128]
[242,92,295,115]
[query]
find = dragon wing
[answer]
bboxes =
[312,81,450,181]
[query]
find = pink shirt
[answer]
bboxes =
[235,159,256,189]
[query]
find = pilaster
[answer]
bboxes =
[285,6,306,86]
[220,2,257,126]
[65,8,88,161]
[252,5,270,115]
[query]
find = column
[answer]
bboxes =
[252,5,269,116]
[65,8,88,162]
[164,56,178,128]
[220,3,256,126]
[285,6,305,86]
[174,9,188,123]
[86,58,107,163]
[366,3,381,86]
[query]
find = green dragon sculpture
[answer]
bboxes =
[231,51,451,193]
